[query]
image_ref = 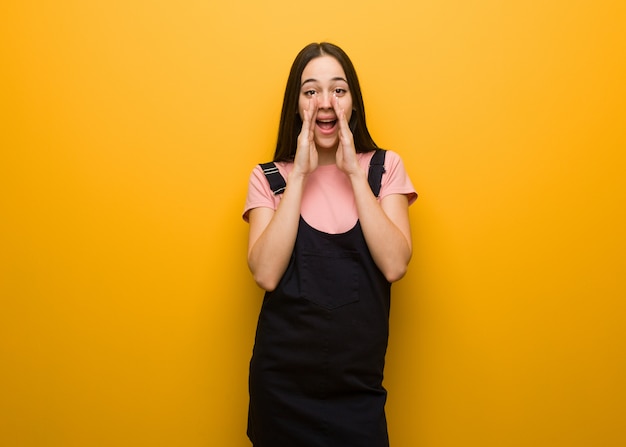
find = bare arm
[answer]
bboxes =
[247,97,319,291]
[350,173,412,282]
[334,96,412,282]
[247,173,307,291]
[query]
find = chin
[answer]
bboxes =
[314,137,339,151]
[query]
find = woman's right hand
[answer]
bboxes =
[292,97,319,176]
[248,98,317,291]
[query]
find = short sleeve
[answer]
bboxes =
[242,164,286,222]
[378,150,418,205]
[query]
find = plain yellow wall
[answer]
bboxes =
[1,1,625,446]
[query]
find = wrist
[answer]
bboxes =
[287,170,309,184]
[347,167,366,183]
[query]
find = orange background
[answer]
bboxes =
[1,1,625,446]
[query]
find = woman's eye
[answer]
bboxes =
[334,88,347,96]
[304,90,317,97]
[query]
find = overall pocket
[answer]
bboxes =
[300,251,360,310]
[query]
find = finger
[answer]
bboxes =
[300,97,314,138]
[308,97,318,137]
[332,95,350,136]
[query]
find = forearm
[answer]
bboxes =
[247,173,307,291]
[349,170,412,283]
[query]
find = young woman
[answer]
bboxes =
[243,42,417,447]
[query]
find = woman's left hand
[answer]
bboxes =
[332,95,360,176]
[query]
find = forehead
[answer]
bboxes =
[301,56,346,83]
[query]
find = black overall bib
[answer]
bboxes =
[248,150,391,447]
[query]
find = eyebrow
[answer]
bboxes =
[301,76,348,87]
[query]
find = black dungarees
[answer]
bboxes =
[248,150,391,447]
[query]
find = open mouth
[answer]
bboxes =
[316,119,337,131]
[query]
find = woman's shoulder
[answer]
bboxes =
[379,149,403,160]
[357,149,404,166]
[250,159,293,177]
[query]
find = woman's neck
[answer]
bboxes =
[316,149,337,166]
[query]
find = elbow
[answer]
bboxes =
[252,271,280,292]
[375,242,412,283]
[249,258,286,292]
[255,278,278,292]
[248,257,279,292]
[384,268,406,283]
[381,255,411,283]
[383,265,407,283]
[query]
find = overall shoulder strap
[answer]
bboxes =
[259,162,286,195]
[367,149,387,198]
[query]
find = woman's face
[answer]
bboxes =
[298,55,353,151]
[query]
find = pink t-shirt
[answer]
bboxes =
[243,150,417,234]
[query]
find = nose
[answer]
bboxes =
[318,92,332,109]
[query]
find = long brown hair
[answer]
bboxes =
[273,42,379,162]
